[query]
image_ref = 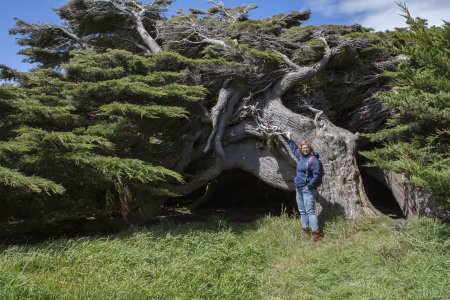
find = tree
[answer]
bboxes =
[9,0,174,67]
[0,50,209,227]
[361,4,450,209]
[3,0,424,232]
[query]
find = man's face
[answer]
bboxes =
[301,145,311,155]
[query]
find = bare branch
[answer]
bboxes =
[274,50,300,70]
[97,0,162,52]
[213,86,240,160]
[207,0,257,23]
[278,38,332,95]
[60,27,87,49]
[204,78,234,154]
[223,120,263,144]
[169,160,224,195]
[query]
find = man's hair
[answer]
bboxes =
[299,140,313,152]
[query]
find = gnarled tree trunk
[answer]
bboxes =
[172,41,379,219]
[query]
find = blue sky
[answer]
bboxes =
[1,0,449,72]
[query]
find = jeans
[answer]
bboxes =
[295,186,319,232]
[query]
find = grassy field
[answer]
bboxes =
[0,213,449,299]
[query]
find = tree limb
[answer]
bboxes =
[204,78,232,152]
[222,120,264,144]
[277,37,331,95]
[213,86,240,160]
[170,160,224,195]
[207,1,257,23]
[275,50,301,70]
[108,0,162,52]
[134,13,162,52]
[175,130,203,172]
[60,27,87,49]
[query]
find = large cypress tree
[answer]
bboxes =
[4,0,445,233]
[361,4,450,208]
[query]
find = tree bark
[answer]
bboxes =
[364,168,448,219]
[135,16,162,53]
[170,39,383,218]
[256,93,377,218]
[175,91,378,218]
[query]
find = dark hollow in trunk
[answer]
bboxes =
[360,169,405,219]
[179,169,297,221]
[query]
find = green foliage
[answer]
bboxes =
[0,49,204,219]
[143,51,197,72]
[66,154,183,184]
[361,143,449,201]
[226,19,272,31]
[225,11,311,34]
[304,38,327,46]
[361,9,450,206]
[65,49,150,81]
[0,165,65,195]
[0,64,21,81]
[98,103,188,119]
[0,215,448,299]
[342,31,382,39]
[284,24,348,33]
[10,0,175,67]
[76,120,131,140]
[70,81,204,104]
[237,44,283,65]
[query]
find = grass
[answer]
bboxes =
[0,214,449,299]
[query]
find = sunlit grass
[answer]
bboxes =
[0,215,448,299]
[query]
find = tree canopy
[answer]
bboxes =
[0,48,211,222]
[361,4,450,207]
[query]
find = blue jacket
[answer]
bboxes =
[288,139,321,188]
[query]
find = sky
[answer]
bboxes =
[1,0,449,72]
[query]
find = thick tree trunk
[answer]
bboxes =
[224,94,377,218]
[175,92,378,218]
[172,41,381,219]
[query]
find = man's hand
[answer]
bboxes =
[285,131,292,140]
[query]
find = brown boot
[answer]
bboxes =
[311,231,321,242]
[302,228,311,236]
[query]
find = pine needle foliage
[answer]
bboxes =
[0,165,65,195]
[0,49,205,220]
[361,5,450,207]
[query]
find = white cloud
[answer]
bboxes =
[302,0,450,31]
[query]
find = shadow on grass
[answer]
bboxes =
[0,205,294,247]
